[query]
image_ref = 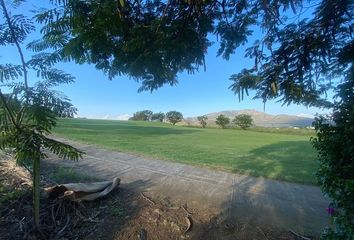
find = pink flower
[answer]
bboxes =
[326,207,335,216]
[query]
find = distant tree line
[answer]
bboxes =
[130,111,254,129]
[215,114,253,130]
[129,110,183,125]
[197,114,253,130]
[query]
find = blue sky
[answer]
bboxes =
[1,1,330,119]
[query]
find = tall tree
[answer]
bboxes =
[215,114,230,129]
[166,111,183,125]
[130,110,153,121]
[35,0,353,237]
[0,0,82,230]
[233,114,253,130]
[151,112,165,122]
[197,115,208,128]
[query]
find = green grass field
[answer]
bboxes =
[53,118,318,184]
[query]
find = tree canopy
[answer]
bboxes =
[166,111,183,125]
[197,115,208,128]
[34,0,353,107]
[151,112,165,122]
[233,114,253,130]
[129,110,153,121]
[215,114,230,128]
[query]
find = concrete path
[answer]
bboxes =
[45,138,329,234]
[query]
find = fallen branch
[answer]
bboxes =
[289,229,311,240]
[257,226,269,240]
[51,205,56,229]
[45,177,120,202]
[184,216,192,233]
[140,192,155,205]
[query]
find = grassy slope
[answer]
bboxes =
[53,119,317,184]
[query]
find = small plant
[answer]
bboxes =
[215,114,230,129]
[0,1,82,230]
[0,183,27,204]
[110,203,125,217]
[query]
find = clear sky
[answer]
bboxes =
[1,1,331,120]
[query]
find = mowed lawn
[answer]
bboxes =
[53,119,318,184]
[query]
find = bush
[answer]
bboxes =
[311,66,354,239]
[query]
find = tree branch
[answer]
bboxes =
[0,89,19,129]
[0,0,29,93]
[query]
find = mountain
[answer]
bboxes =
[184,109,314,128]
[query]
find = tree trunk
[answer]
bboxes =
[33,157,40,229]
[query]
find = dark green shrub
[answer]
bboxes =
[312,66,354,239]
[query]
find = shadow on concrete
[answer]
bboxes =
[231,141,317,184]
[223,177,328,237]
[183,175,327,239]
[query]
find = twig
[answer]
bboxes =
[55,215,70,239]
[181,204,192,216]
[137,228,147,240]
[51,204,56,229]
[75,209,85,220]
[156,0,170,33]
[75,208,102,223]
[90,210,102,219]
[19,217,25,232]
[257,226,269,240]
[0,0,29,92]
[289,229,311,240]
[140,192,155,205]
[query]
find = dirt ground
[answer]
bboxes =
[96,191,313,240]
[0,155,317,240]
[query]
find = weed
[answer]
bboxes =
[0,182,27,204]
[110,204,125,217]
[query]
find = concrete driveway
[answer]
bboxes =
[45,138,329,234]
